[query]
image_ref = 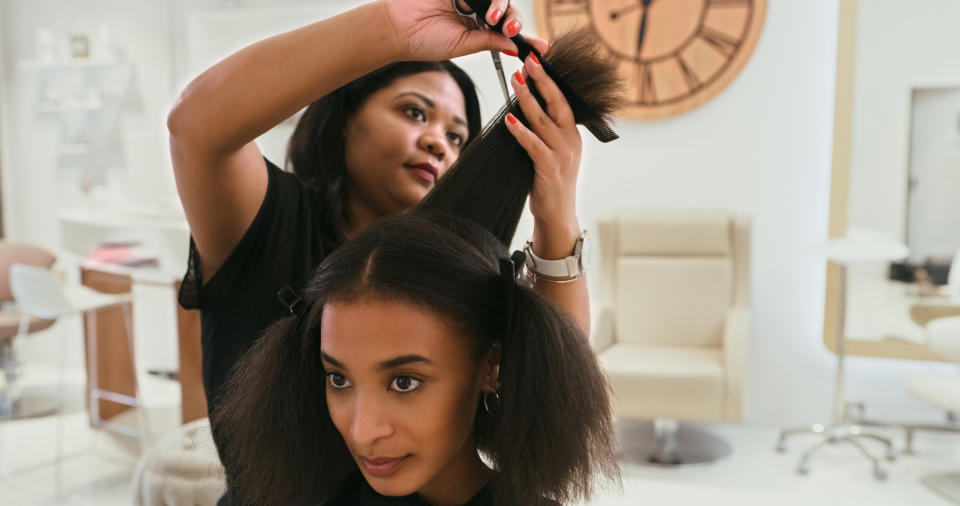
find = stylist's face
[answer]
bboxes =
[343,71,469,217]
[320,298,493,499]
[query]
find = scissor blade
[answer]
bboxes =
[490,50,511,104]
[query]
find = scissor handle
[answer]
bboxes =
[462,0,539,61]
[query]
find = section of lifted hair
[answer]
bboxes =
[417,28,625,247]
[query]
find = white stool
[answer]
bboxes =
[132,418,226,506]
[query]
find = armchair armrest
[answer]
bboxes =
[910,302,960,327]
[722,306,750,423]
[591,306,616,354]
[926,316,960,362]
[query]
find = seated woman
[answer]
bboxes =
[213,29,624,506]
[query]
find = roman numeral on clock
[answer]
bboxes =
[636,63,656,105]
[698,27,740,57]
[676,56,701,92]
[706,0,750,6]
[550,0,588,16]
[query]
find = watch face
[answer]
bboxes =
[535,0,766,119]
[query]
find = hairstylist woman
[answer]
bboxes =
[167,0,590,503]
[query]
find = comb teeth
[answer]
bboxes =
[585,121,619,143]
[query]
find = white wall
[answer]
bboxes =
[841,0,960,423]
[2,0,949,428]
[575,0,840,427]
[848,0,960,247]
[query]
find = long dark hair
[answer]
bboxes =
[286,61,482,250]
[214,212,619,505]
[215,29,624,505]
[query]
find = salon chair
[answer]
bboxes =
[0,242,57,419]
[592,210,751,464]
[905,315,960,503]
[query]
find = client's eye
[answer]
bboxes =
[390,376,423,393]
[327,372,352,390]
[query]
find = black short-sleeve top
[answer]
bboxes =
[178,157,329,419]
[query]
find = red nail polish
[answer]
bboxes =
[513,71,525,86]
[529,52,540,65]
[502,49,518,57]
[506,19,520,37]
[490,9,503,24]
[506,113,519,125]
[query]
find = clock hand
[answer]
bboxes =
[637,0,653,58]
[611,0,657,20]
[610,2,640,20]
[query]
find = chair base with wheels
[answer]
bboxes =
[616,418,733,466]
[776,419,894,480]
[776,259,900,481]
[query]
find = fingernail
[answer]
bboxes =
[502,49,518,57]
[513,71,525,86]
[506,19,520,37]
[490,9,503,24]
[506,113,519,125]
[546,42,551,53]
[529,52,540,65]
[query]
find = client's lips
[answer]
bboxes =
[405,163,438,184]
[360,455,411,478]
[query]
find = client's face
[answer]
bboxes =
[320,298,492,499]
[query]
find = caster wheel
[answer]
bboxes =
[873,465,888,481]
[797,460,810,476]
[775,442,787,453]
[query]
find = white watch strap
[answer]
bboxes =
[524,232,585,278]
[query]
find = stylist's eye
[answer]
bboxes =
[390,376,423,393]
[447,132,464,147]
[327,372,352,390]
[404,106,426,122]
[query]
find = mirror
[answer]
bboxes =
[825,0,960,360]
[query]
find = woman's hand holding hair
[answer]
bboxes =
[504,39,584,258]
[503,38,590,333]
[381,0,524,60]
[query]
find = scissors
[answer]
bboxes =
[454,0,619,143]
[454,0,512,105]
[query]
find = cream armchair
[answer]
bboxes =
[592,210,751,463]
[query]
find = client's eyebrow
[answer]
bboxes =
[378,355,432,370]
[320,352,432,371]
[320,352,346,370]
[395,92,467,127]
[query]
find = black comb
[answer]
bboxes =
[462,0,619,143]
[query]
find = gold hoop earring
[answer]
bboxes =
[483,390,500,415]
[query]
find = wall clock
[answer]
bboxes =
[534,0,767,120]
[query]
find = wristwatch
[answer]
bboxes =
[523,230,589,281]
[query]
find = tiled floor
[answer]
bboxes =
[2,365,958,506]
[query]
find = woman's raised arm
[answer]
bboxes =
[167,0,518,282]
